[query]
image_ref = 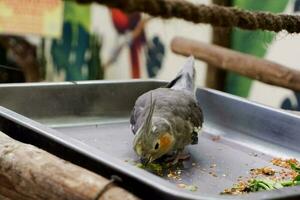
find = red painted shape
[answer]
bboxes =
[110,8,129,33]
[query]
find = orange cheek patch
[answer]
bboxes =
[159,133,174,151]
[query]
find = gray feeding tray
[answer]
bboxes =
[0,80,300,200]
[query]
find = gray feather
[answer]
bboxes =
[144,92,155,133]
[169,56,195,92]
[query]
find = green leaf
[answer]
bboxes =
[136,163,145,169]
[186,185,198,192]
[249,179,282,192]
[294,181,300,186]
[280,180,294,187]
[294,175,300,182]
[273,182,284,189]
[258,182,272,190]
[290,163,300,173]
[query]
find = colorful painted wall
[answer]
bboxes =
[91,0,211,86]
[41,0,300,110]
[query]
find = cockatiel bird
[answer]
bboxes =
[130,56,203,164]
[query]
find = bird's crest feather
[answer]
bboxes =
[143,92,155,134]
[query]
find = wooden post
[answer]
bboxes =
[0,131,138,200]
[171,37,300,91]
[206,0,231,90]
[0,36,40,82]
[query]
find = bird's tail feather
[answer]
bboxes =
[166,56,195,92]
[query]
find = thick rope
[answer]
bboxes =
[73,0,300,33]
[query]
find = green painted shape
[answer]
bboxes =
[234,0,289,11]
[50,2,103,81]
[64,1,91,32]
[88,34,103,80]
[226,0,289,97]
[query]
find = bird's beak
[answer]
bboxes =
[141,156,154,165]
[141,157,150,165]
[149,156,155,163]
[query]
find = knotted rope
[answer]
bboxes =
[74,0,300,33]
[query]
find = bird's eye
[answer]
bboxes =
[154,142,159,150]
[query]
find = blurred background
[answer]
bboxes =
[0,0,300,110]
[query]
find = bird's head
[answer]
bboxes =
[133,95,174,164]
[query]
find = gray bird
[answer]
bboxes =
[130,56,203,164]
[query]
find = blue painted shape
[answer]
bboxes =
[146,36,165,78]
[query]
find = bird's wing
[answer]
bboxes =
[130,104,145,134]
[171,98,203,145]
[130,108,137,134]
[130,92,151,134]
[190,101,203,144]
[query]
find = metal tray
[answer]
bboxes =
[0,80,300,200]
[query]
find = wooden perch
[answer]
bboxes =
[0,131,138,200]
[205,0,231,90]
[0,36,40,82]
[171,37,300,91]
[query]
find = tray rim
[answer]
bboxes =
[0,79,167,87]
[1,80,300,200]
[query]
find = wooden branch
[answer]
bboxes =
[171,37,300,91]
[0,193,11,200]
[0,131,138,200]
[0,36,40,82]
